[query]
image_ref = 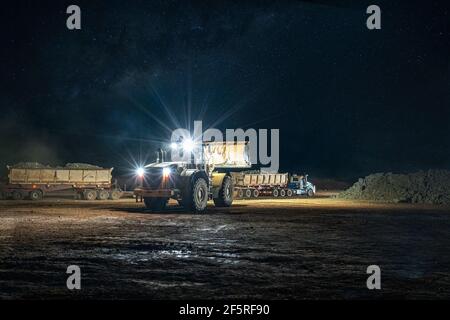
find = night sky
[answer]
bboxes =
[1,0,449,180]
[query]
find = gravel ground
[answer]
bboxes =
[1,195,450,299]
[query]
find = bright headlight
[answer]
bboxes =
[162,167,171,177]
[170,142,178,150]
[136,167,145,177]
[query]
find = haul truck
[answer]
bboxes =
[232,172,316,198]
[134,141,251,213]
[0,163,123,201]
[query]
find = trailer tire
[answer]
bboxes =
[286,189,293,197]
[272,189,279,197]
[183,177,208,213]
[237,189,244,198]
[110,190,123,200]
[83,189,97,201]
[0,191,5,200]
[12,191,24,200]
[253,189,260,198]
[213,176,233,207]
[97,190,110,200]
[144,197,167,211]
[280,189,286,197]
[29,190,43,201]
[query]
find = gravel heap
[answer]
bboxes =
[10,162,104,170]
[338,170,450,205]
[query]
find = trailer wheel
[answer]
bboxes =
[253,189,260,198]
[110,189,123,200]
[245,189,252,198]
[213,176,233,207]
[286,189,293,197]
[83,189,97,201]
[144,197,167,211]
[97,190,110,200]
[12,191,24,200]
[29,190,43,201]
[280,189,286,197]
[307,189,314,197]
[237,189,244,198]
[184,177,208,213]
[272,189,279,197]
[0,191,5,200]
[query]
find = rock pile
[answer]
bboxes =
[338,170,450,205]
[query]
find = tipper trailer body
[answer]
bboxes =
[0,163,123,200]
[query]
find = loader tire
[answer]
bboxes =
[97,190,110,200]
[213,176,233,207]
[144,197,167,211]
[29,190,43,201]
[184,177,208,213]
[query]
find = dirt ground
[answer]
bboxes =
[1,192,450,300]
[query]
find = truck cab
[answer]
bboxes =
[288,174,316,197]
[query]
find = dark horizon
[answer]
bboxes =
[1,0,449,181]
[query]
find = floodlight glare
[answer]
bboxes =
[136,167,145,178]
[162,167,171,177]
[182,138,195,152]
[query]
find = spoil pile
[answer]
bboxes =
[9,162,104,169]
[338,170,450,205]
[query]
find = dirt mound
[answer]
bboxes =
[9,162,51,169]
[338,170,450,204]
[64,163,103,169]
[9,162,104,170]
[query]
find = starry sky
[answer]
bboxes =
[0,0,449,180]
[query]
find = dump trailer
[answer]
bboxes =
[232,172,316,198]
[134,141,251,212]
[0,163,123,201]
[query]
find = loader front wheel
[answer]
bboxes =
[186,177,208,213]
[144,197,167,211]
[213,176,233,207]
